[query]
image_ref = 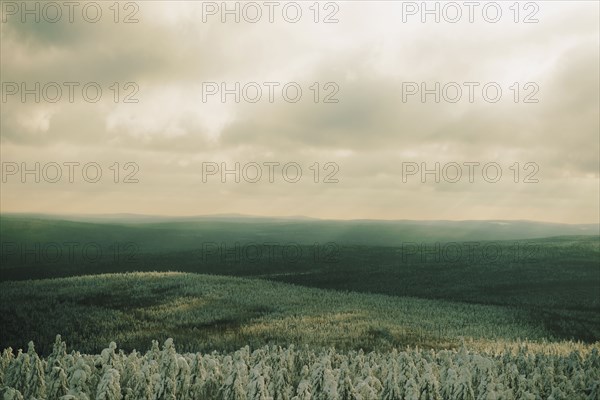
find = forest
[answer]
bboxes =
[0,217,599,399]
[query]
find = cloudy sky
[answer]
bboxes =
[1,1,598,223]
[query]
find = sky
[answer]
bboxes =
[0,0,598,223]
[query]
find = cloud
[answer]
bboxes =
[1,1,598,223]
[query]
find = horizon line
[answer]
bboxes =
[1,211,599,226]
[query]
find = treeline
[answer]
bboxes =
[1,336,599,400]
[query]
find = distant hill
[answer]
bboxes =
[1,215,598,343]
[1,212,319,224]
[1,214,597,250]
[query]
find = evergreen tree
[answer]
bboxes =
[381,361,402,400]
[404,377,421,400]
[24,342,46,400]
[156,338,179,400]
[175,355,191,399]
[452,366,475,400]
[124,363,153,400]
[247,362,272,400]
[95,367,122,400]
[67,357,93,400]
[0,387,24,400]
[419,362,441,400]
[355,366,382,400]
[293,365,312,400]
[310,355,338,400]
[271,361,293,400]
[221,355,250,400]
[47,335,68,374]
[5,349,30,396]
[48,360,69,399]
[337,362,358,400]
[0,347,15,386]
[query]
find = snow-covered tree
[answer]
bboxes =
[271,360,293,400]
[5,349,30,396]
[221,354,250,400]
[419,362,441,400]
[293,365,312,400]
[0,347,15,386]
[247,362,272,400]
[337,362,358,400]
[381,361,402,400]
[0,338,597,400]
[175,355,191,399]
[47,335,68,374]
[124,363,153,400]
[155,338,179,400]
[24,341,46,400]
[47,359,69,399]
[355,365,382,400]
[96,367,122,400]
[452,366,475,400]
[0,386,24,400]
[67,357,93,400]
[310,355,338,400]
